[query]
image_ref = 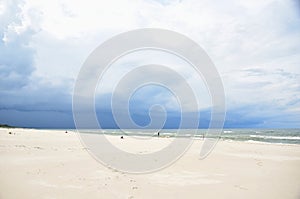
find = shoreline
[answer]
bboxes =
[2,127,300,146]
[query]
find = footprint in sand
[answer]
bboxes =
[15,145,26,148]
[254,151,263,167]
[34,146,44,150]
[254,158,263,167]
[234,185,248,190]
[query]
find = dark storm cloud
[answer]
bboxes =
[0,0,35,91]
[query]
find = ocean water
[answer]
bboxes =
[76,129,300,145]
[219,129,300,144]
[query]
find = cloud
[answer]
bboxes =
[0,0,299,128]
[0,0,36,91]
[94,49,211,113]
[223,67,300,110]
[0,0,73,117]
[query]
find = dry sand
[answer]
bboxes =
[0,128,300,199]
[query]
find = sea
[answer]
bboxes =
[75,129,300,145]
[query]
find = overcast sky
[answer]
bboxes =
[0,0,300,128]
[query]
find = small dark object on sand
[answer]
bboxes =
[65,131,68,133]
[8,132,12,134]
[120,136,124,139]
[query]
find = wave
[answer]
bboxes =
[78,129,300,144]
[249,135,300,140]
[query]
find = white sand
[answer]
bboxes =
[0,128,300,199]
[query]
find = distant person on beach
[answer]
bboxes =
[158,132,160,137]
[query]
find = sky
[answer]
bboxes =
[0,0,300,129]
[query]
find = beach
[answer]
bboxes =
[0,128,300,199]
